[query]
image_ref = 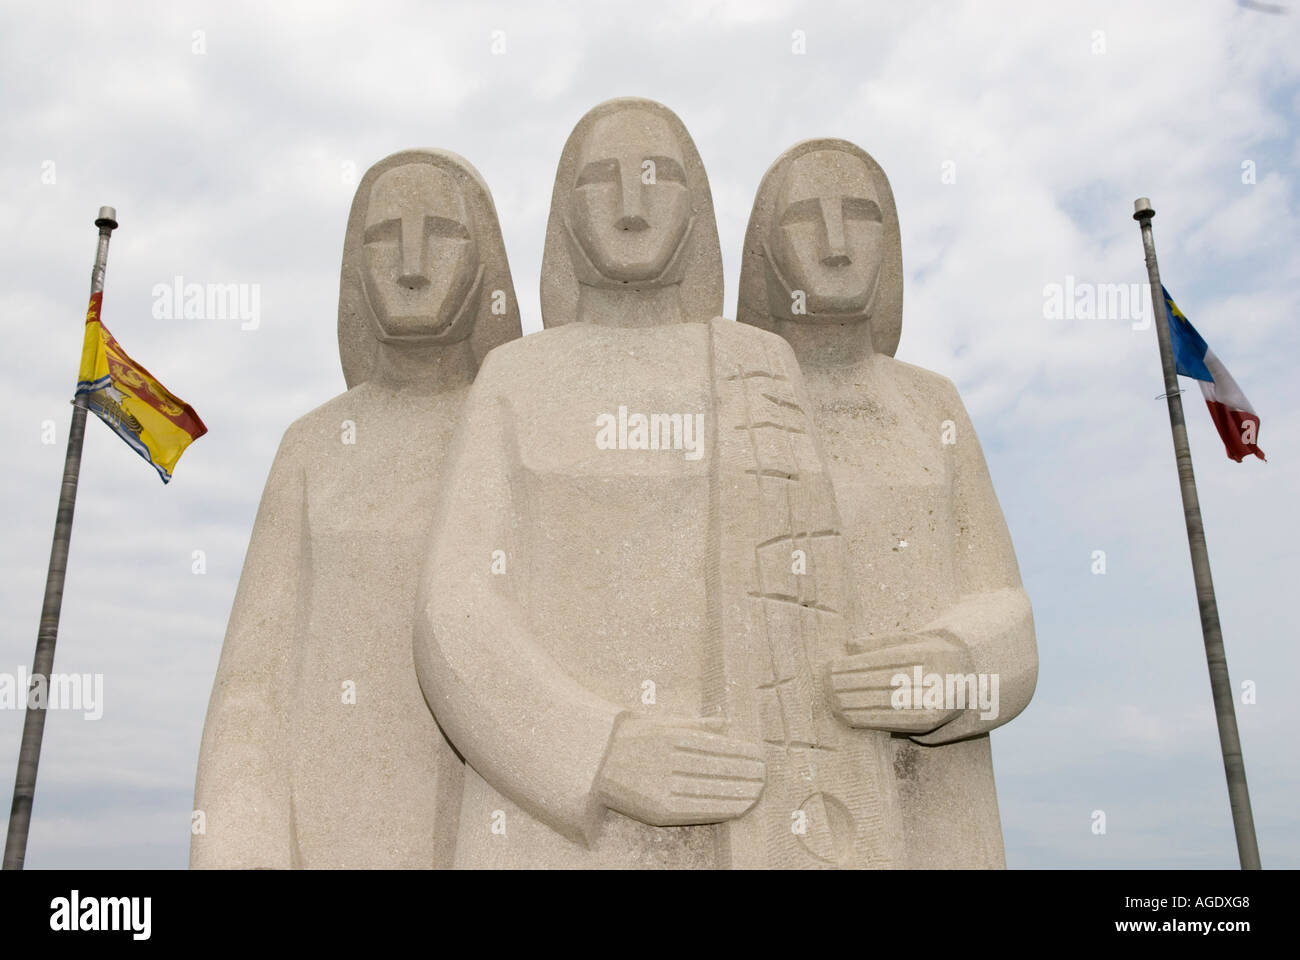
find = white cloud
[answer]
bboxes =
[0,0,1295,868]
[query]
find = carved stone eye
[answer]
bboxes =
[427,216,470,240]
[576,158,619,187]
[779,198,821,226]
[646,156,686,184]
[364,216,469,245]
[842,197,882,222]
[363,218,400,244]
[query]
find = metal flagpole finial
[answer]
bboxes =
[94,206,118,230]
[1133,197,1155,221]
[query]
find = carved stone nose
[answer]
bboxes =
[616,215,649,232]
[821,252,850,268]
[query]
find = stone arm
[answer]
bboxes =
[413,373,628,848]
[908,385,1038,744]
[190,429,303,868]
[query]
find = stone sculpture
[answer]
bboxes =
[736,138,1038,868]
[191,110,1036,872]
[414,99,907,868]
[191,149,521,868]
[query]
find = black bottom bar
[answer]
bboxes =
[0,868,1279,944]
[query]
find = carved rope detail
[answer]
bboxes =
[709,318,892,868]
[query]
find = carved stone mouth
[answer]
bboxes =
[564,214,696,292]
[760,238,878,325]
[357,263,484,344]
[420,310,462,336]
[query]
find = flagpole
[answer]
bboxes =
[1133,197,1261,870]
[3,206,118,871]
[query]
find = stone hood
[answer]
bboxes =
[737,138,903,357]
[540,97,722,328]
[337,148,521,388]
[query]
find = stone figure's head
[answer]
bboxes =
[541,97,722,326]
[737,139,903,357]
[338,149,521,388]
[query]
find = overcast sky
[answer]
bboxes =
[1,0,1296,869]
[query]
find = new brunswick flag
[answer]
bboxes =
[75,292,206,482]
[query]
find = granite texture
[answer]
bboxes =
[414,102,907,868]
[191,119,1036,872]
[191,149,520,868]
[737,138,1038,868]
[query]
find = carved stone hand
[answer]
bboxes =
[595,715,766,826]
[826,633,974,734]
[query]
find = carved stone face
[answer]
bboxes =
[770,150,883,317]
[362,164,480,342]
[568,110,691,283]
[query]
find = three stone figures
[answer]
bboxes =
[192,99,1036,870]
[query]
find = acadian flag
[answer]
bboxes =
[74,291,207,482]
[1162,286,1264,463]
